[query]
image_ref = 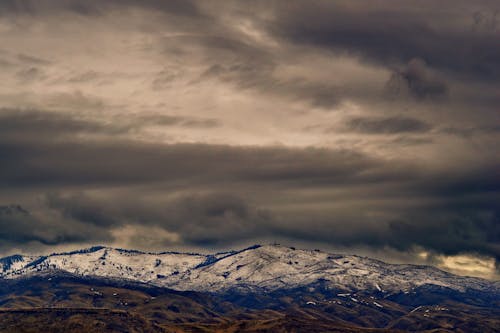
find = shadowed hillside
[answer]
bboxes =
[0,274,498,332]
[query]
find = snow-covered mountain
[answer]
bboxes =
[1,244,497,295]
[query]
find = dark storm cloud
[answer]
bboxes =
[388,209,500,260]
[46,193,118,227]
[346,116,432,134]
[151,0,497,111]
[0,132,389,188]
[257,160,500,258]
[387,136,434,147]
[276,205,500,262]
[0,109,220,144]
[269,0,500,81]
[0,0,100,16]
[0,1,498,275]
[2,1,498,109]
[0,204,109,247]
[0,109,387,189]
[0,108,498,261]
[441,125,500,138]
[6,0,489,111]
[0,108,114,140]
[37,166,500,258]
[0,205,39,244]
[386,58,448,100]
[112,0,202,17]
[45,192,271,245]
[0,0,203,18]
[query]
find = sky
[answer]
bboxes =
[0,0,498,280]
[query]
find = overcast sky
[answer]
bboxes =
[0,0,498,279]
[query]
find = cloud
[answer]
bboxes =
[269,1,500,81]
[0,138,385,188]
[130,114,221,129]
[0,108,221,144]
[346,115,432,134]
[17,53,51,65]
[0,0,204,18]
[45,191,272,246]
[433,253,498,279]
[16,67,45,82]
[386,58,448,100]
[0,106,496,261]
[0,108,497,254]
[110,225,181,250]
[0,108,395,188]
[440,125,500,138]
[0,108,114,141]
[0,204,110,248]
[29,168,500,262]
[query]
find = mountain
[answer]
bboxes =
[1,244,499,332]
[1,244,497,294]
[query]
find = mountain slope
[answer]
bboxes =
[0,274,499,333]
